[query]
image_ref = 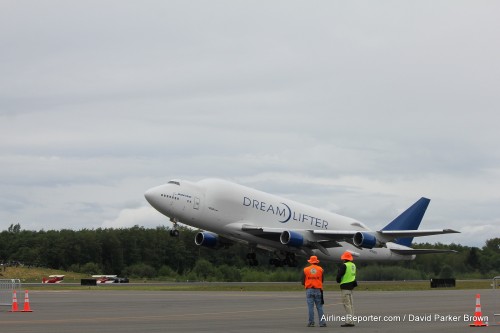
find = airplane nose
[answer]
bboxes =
[144,187,157,206]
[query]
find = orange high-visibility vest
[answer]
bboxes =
[304,265,323,289]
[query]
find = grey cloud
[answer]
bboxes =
[1,1,499,247]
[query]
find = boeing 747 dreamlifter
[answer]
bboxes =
[145,178,459,266]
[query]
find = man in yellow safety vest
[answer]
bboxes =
[336,251,357,327]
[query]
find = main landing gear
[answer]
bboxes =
[246,252,258,266]
[247,251,298,267]
[169,218,180,237]
[269,252,298,267]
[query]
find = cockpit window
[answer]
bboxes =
[168,180,180,186]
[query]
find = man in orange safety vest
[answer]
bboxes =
[302,255,326,327]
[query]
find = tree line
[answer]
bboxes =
[1,224,498,281]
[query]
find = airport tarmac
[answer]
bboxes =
[1,289,498,332]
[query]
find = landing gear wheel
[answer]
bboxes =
[246,252,258,266]
[285,252,297,267]
[269,258,283,267]
[169,218,180,237]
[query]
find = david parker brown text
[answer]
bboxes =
[321,314,488,323]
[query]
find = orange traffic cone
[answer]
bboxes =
[469,294,488,327]
[22,290,33,312]
[9,290,20,312]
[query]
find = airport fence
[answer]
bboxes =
[493,276,500,289]
[0,279,21,307]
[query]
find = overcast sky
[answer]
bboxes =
[1,1,499,247]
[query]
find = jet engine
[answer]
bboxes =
[194,231,218,248]
[353,232,381,249]
[280,230,304,248]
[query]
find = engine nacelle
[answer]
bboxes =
[280,230,304,248]
[194,231,218,248]
[353,232,379,249]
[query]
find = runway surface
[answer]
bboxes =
[1,289,498,332]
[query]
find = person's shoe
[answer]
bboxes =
[307,322,315,327]
[341,323,355,327]
[319,323,327,327]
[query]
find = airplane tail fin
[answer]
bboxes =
[381,197,430,247]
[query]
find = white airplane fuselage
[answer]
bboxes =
[145,178,418,262]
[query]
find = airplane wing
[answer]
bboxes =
[240,224,283,242]
[240,224,354,255]
[242,224,356,240]
[238,223,460,255]
[312,229,358,240]
[242,224,458,241]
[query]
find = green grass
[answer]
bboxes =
[1,267,494,291]
[0,266,87,283]
[350,280,492,291]
[25,280,494,292]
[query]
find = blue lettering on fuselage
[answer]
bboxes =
[242,196,329,229]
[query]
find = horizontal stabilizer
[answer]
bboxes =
[390,248,458,255]
[379,229,459,239]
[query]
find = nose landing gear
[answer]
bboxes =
[169,218,180,237]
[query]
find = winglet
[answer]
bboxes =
[382,197,431,247]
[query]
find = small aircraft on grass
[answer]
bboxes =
[42,275,65,283]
